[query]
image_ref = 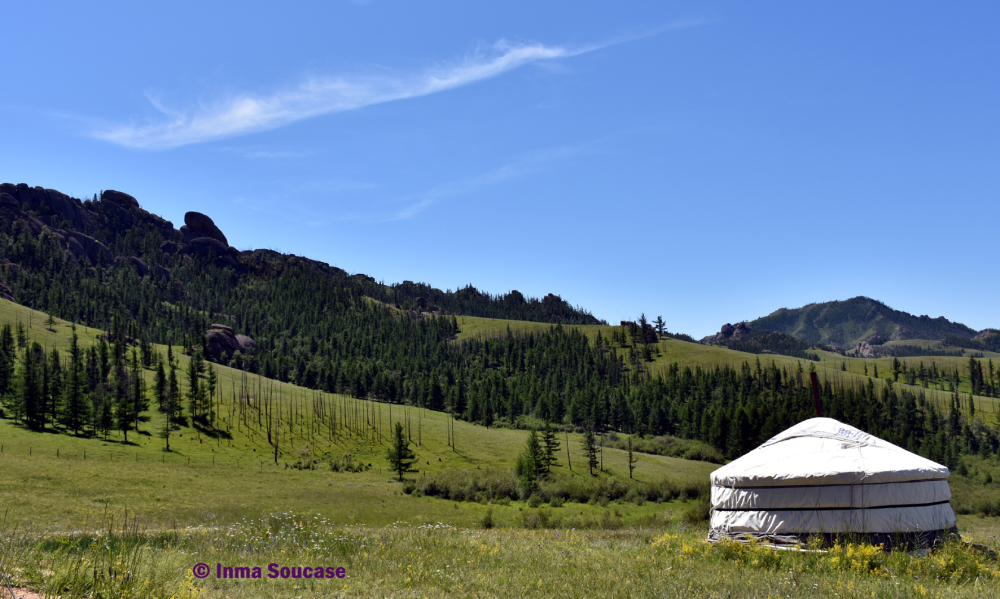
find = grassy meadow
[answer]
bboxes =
[1,301,999,597]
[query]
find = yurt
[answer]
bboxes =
[708,417,958,548]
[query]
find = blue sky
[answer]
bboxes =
[3,2,998,337]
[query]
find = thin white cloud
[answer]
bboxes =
[388,144,587,221]
[93,40,599,150]
[217,145,310,159]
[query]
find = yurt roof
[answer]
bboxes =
[711,417,950,488]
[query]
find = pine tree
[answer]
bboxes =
[130,347,147,431]
[16,342,42,428]
[168,361,181,422]
[187,352,202,421]
[0,323,14,397]
[61,326,88,434]
[654,316,666,337]
[15,322,26,350]
[46,348,63,428]
[206,364,218,426]
[386,421,417,481]
[628,434,638,479]
[540,423,560,473]
[516,429,545,482]
[155,362,167,412]
[98,386,113,440]
[113,356,130,443]
[582,429,598,476]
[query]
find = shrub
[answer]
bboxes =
[407,468,707,508]
[329,453,371,473]
[480,507,494,530]
[682,484,711,525]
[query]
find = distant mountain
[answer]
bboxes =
[745,297,980,349]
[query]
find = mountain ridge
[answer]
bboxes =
[740,296,984,349]
[0,182,601,326]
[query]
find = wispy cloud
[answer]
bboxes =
[385,144,587,221]
[92,40,600,150]
[217,145,311,159]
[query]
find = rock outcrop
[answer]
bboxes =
[184,211,228,245]
[711,322,752,344]
[181,237,242,270]
[0,280,14,303]
[155,264,172,281]
[128,256,149,277]
[205,324,257,362]
[854,341,880,358]
[102,190,139,208]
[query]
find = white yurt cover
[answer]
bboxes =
[708,417,957,545]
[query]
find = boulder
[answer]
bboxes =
[0,280,14,303]
[102,190,139,208]
[160,241,179,255]
[179,225,200,243]
[2,263,20,281]
[184,212,228,245]
[235,334,257,353]
[155,264,172,281]
[64,231,112,266]
[210,323,235,336]
[205,325,256,362]
[128,256,148,277]
[66,237,90,266]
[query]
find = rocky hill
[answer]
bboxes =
[703,321,819,360]
[0,182,600,327]
[744,297,982,351]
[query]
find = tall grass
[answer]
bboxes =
[0,513,995,598]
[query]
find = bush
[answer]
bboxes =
[521,508,553,529]
[329,453,371,473]
[601,434,725,464]
[682,483,712,525]
[407,468,707,508]
[480,507,494,530]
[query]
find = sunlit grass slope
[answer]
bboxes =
[0,300,715,530]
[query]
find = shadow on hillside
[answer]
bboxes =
[192,422,232,440]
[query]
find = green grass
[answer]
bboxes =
[0,301,716,531]
[453,315,617,342]
[1,514,997,598]
[0,302,998,597]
